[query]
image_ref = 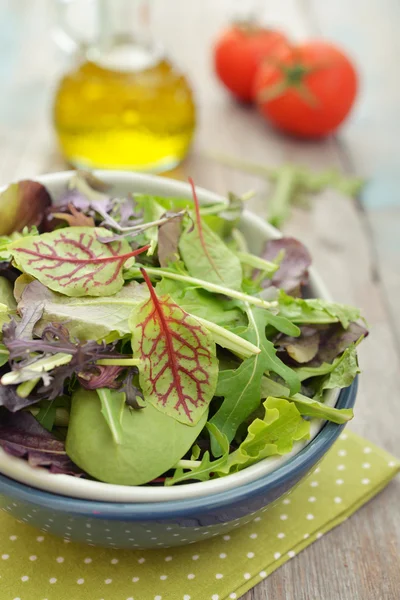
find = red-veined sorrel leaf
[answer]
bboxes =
[130,268,218,426]
[0,180,52,235]
[10,227,150,297]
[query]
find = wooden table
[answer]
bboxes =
[0,1,399,598]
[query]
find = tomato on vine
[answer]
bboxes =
[213,23,289,102]
[253,41,358,137]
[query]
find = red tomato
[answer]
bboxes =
[213,24,289,102]
[253,41,358,137]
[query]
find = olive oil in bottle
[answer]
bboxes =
[52,0,196,172]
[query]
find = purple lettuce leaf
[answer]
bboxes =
[276,325,320,364]
[261,237,312,295]
[0,261,20,284]
[0,378,39,412]
[0,180,52,236]
[311,321,368,366]
[50,204,95,228]
[0,410,83,475]
[158,212,184,267]
[2,320,131,400]
[119,367,144,410]
[276,321,368,367]
[78,365,123,390]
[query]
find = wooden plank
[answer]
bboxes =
[307,0,400,354]
[173,2,400,598]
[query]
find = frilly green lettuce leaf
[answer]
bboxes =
[167,397,310,485]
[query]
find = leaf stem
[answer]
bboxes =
[175,459,202,468]
[1,352,72,385]
[96,358,142,367]
[237,251,278,276]
[17,378,40,398]
[193,315,260,358]
[96,205,186,233]
[127,265,277,310]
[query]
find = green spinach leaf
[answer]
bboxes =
[66,387,208,485]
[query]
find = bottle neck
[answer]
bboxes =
[88,0,163,72]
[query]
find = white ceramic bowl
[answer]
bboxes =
[0,171,338,503]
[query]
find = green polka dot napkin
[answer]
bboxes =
[0,431,398,600]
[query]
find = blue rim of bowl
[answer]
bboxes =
[0,379,358,520]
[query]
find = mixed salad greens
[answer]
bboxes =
[0,172,367,486]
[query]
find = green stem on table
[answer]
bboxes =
[206,152,274,178]
[126,265,277,311]
[268,165,298,228]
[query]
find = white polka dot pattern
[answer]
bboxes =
[0,433,397,600]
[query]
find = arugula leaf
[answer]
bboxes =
[19,280,149,341]
[10,227,150,297]
[0,180,52,236]
[210,307,300,452]
[278,291,361,328]
[32,396,70,432]
[66,387,208,485]
[130,269,218,426]
[167,397,310,485]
